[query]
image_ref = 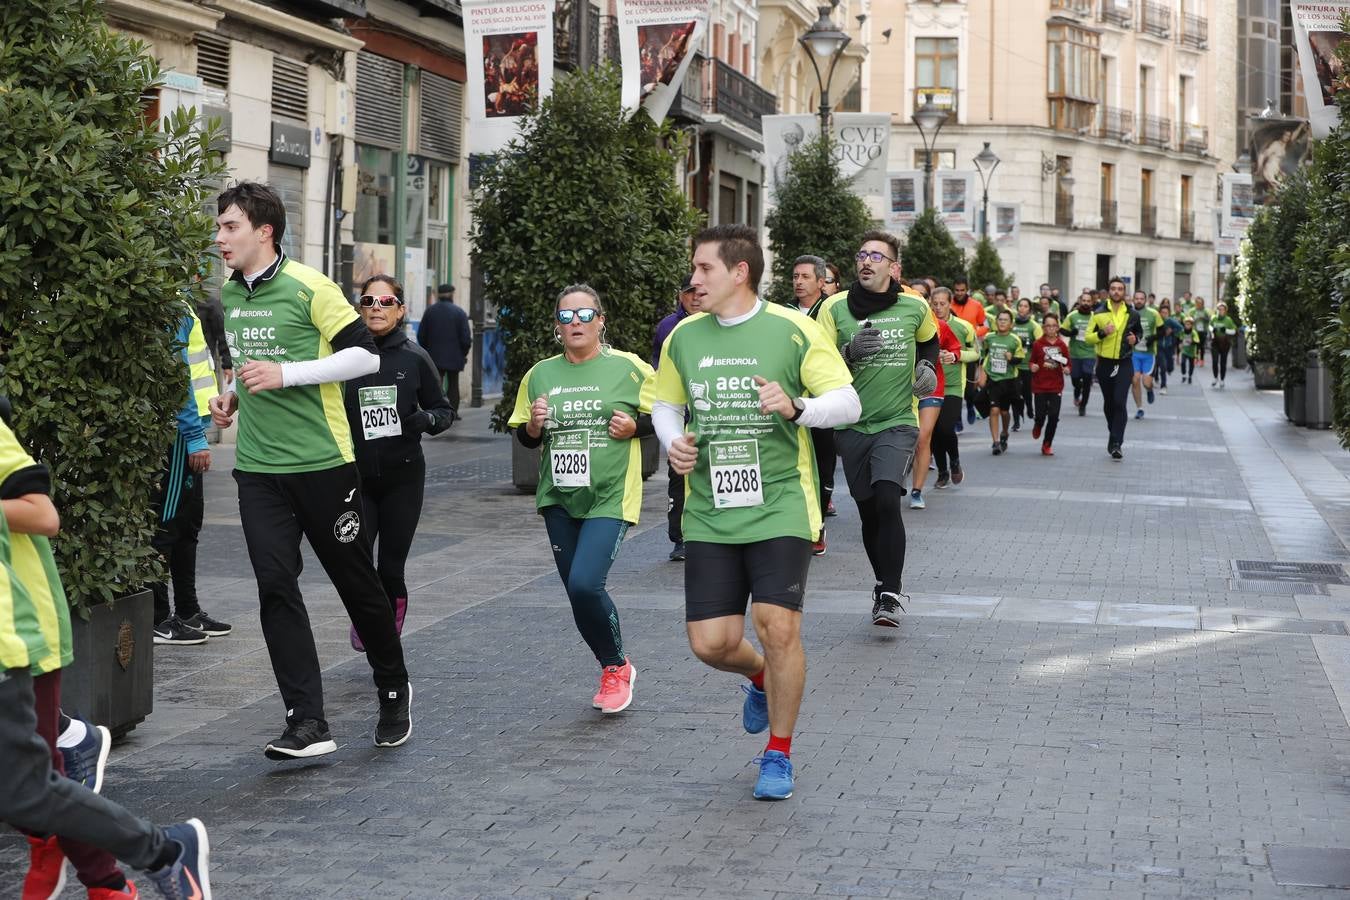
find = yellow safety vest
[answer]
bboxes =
[185,304,218,417]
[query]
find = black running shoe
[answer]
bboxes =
[264,719,336,761]
[375,682,412,748]
[1110,445,1123,460]
[869,583,883,621]
[999,436,1008,452]
[153,616,207,645]
[668,542,686,562]
[181,610,232,636]
[872,592,907,627]
[935,472,950,489]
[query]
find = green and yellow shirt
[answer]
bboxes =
[1010,316,1043,372]
[509,350,656,524]
[982,332,1024,382]
[943,315,979,398]
[1135,305,1164,354]
[1062,310,1097,360]
[655,302,851,544]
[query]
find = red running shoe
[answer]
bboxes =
[593,659,636,713]
[22,836,66,900]
[1042,443,1054,456]
[1032,423,1042,439]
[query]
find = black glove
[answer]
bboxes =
[843,327,885,366]
[403,410,431,435]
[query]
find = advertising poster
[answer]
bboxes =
[762,114,817,198]
[885,171,922,230]
[1291,2,1349,138]
[935,171,976,234]
[464,0,556,154]
[1220,173,1255,236]
[1249,118,1312,205]
[830,113,890,199]
[992,202,1020,242]
[618,0,710,123]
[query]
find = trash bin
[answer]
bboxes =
[1233,331,1248,370]
[1285,380,1308,426]
[1306,350,1333,429]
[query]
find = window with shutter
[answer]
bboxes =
[355,53,404,149]
[272,56,309,122]
[418,71,463,162]
[196,33,230,91]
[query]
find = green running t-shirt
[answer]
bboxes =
[943,315,977,398]
[1135,306,1163,353]
[815,290,938,433]
[1211,315,1238,338]
[655,302,852,544]
[1062,310,1097,360]
[1010,317,1042,372]
[982,332,1023,382]
[508,350,655,524]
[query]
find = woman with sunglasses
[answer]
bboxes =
[342,275,454,651]
[822,263,843,294]
[509,284,656,714]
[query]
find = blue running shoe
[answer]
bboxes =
[741,683,768,734]
[60,717,111,793]
[1135,408,1145,419]
[146,819,211,900]
[753,751,794,800]
[965,406,976,425]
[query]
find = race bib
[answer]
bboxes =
[990,355,1008,375]
[1075,326,1087,342]
[358,386,401,440]
[549,429,591,488]
[709,439,764,509]
[1045,348,1065,366]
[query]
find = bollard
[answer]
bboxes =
[1306,350,1333,429]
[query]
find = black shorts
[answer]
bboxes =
[684,537,812,621]
[988,378,1020,409]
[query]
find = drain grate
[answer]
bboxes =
[1232,560,1349,584]
[1233,616,1349,636]
[1268,845,1350,888]
[1226,579,1329,595]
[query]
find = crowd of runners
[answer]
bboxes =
[4,186,1241,897]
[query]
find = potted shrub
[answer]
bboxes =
[471,66,700,489]
[0,1,223,733]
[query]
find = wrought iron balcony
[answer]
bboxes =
[1141,204,1158,237]
[1101,198,1118,232]
[707,59,776,133]
[1099,105,1133,140]
[1055,194,1075,228]
[1181,123,1208,155]
[1100,0,1133,29]
[1180,210,1195,240]
[1141,0,1171,37]
[1179,12,1208,48]
[669,53,708,123]
[1050,0,1093,15]
[1140,114,1171,149]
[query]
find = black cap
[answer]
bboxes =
[679,273,694,292]
[437,283,454,294]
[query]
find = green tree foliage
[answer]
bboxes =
[1312,14,1350,445]
[0,0,223,611]
[967,236,1009,292]
[900,209,966,287]
[763,134,872,305]
[1241,169,1316,388]
[471,67,700,431]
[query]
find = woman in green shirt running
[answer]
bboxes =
[1209,302,1238,389]
[509,285,656,715]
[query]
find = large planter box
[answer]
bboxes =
[60,589,154,738]
[1251,360,1280,390]
[1232,332,1248,370]
[1285,382,1308,426]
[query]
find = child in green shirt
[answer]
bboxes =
[1179,316,1201,384]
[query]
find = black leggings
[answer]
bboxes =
[1014,369,1033,421]
[932,396,962,475]
[1033,393,1062,446]
[1212,347,1230,381]
[361,456,426,609]
[1182,356,1196,379]
[856,481,906,594]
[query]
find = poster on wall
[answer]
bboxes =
[885,171,922,230]
[403,247,428,324]
[1249,118,1312,205]
[992,202,1020,242]
[762,114,817,199]
[1291,2,1349,139]
[1220,173,1255,236]
[464,0,556,154]
[830,113,890,199]
[352,243,398,302]
[618,0,710,123]
[934,171,976,234]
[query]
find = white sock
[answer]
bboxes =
[57,717,88,749]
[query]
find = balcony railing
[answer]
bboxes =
[1055,194,1075,228]
[707,59,776,133]
[1179,12,1208,48]
[1101,198,1118,231]
[1141,114,1171,148]
[669,53,707,123]
[1180,210,1195,240]
[1050,0,1093,15]
[1101,0,1133,28]
[1141,204,1158,237]
[1141,0,1171,37]
[1099,105,1133,140]
[1181,123,1208,155]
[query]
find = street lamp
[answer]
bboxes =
[798,6,851,136]
[911,92,950,212]
[972,141,1000,238]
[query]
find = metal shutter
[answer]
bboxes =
[418,71,463,162]
[355,53,404,149]
[196,33,230,90]
[267,163,305,262]
[272,56,309,122]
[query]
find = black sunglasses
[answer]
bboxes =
[556,307,599,324]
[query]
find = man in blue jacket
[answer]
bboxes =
[416,284,473,415]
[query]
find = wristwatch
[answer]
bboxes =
[790,397,806,421]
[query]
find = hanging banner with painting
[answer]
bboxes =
[830,113,890,199]
[991,202,1020,243]
[618,0,710,123]
[884,171,922,230]
[934,170,976,234]
[1249,118,1312,205]
[1220,173,1255,236]
[762,114,818,199]
[1291,2,1349,139]
[464,0,556,154]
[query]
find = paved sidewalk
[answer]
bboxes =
[8,367,1350,899]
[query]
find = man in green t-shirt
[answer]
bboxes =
[1062,292,1098,416]
[814,231,940,628]
[1130,290,1164,419]
[208,182,410,760]
[655,225,859,801]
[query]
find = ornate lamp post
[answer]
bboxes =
[798,6,851,136]
[972,141,1001,238]
[911,92,950,212]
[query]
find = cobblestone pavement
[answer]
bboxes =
[7,369,1350,898]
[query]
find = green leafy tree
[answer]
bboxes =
[1314,14,1350,445]
[900,208,966,287]
[0,0,223,610]
[967,236,1009,292]
[471,66,700,431]
[763,134,872,305]
[1243,169,1317,388]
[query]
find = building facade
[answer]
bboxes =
[861,0,1231,301]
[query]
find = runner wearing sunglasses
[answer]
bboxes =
[509,285,655,715]
[342,275,453,653]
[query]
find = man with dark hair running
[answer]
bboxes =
[1086,276,1143,460]
[209,182,411,759]
[655,225,859,801]
[815,231,940,627]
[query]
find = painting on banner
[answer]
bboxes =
[830,113,890,199]
[885,172,921,230]
[934,171,976,234]
[1249,118,1312,205]
[1220,173,1255,237]
[1291,2,1349,139]
[762,114,817,197]
[464,0,556,154]
[618,0,710,122]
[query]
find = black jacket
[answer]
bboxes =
[417,299,473,373]
[344,328,454,478]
